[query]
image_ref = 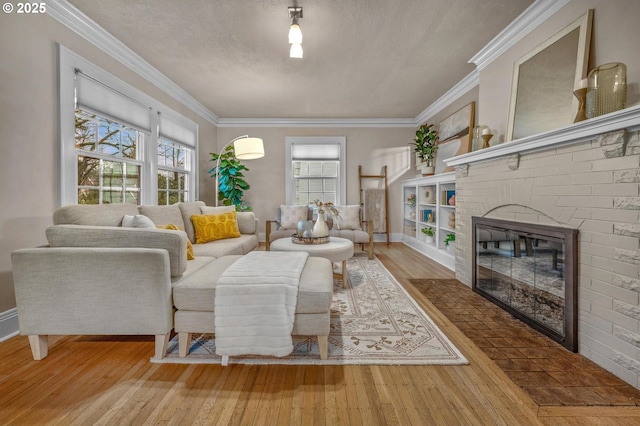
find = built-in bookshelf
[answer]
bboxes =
[401,172,456,270]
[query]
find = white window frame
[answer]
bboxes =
[285,136,346,206]
[58,45,198,206]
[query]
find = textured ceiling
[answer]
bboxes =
[68,0,534,119]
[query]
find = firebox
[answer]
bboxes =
[472,217,579,352]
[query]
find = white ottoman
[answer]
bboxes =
[270,236,354,287]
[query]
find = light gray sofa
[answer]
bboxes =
[11,201,258,360]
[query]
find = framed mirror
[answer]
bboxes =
[506,10,593,141]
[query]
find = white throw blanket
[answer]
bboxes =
[214,251,309,362]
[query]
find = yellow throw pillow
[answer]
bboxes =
[191,212,241,244]
[156,224,195,260]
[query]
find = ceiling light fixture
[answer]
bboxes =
[288,6,303,58]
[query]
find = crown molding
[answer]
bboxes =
[414,69,479,125]
[45,0,220,125]
[469,0,570,71]
[217,117,418,128]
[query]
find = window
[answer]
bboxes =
[285,137,346,206]
[59,45,198,206]
[75,110,144,204]
[157,138,191,205]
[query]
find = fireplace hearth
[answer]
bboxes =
[472,217,578,351]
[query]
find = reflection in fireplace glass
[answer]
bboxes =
[475,227,566,336]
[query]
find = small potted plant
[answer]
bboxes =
[413,124,439,176]
[444,233,456,254]
[421,227,435,244]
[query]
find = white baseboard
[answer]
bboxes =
[0,308,19,342]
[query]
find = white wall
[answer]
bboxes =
[0,13,218,323]
[216,127,416,240]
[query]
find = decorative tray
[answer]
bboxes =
[291,234,330,245]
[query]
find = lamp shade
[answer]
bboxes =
[233,137,264,160]
[288,23,303,44]
[290,43,303,59]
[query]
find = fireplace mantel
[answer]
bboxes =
[446,104,640,167]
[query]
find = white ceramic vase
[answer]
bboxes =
[313,213,329,237]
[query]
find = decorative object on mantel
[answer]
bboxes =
[472,125,492,151]
[435,102,474,174]
[573,78,588,122]
[413,124,439,176]
[586,62,627,118]
[481,128,494,149]
[507,10,592,141]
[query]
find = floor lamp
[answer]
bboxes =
[214,135,265,206]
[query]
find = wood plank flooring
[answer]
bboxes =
[0,243,639,425]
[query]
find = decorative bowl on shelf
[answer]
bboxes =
[291,234,330,245]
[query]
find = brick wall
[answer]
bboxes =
[455,129,640,388]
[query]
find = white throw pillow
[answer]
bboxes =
[279,205,309,229]
[122,214,156,229]
[333,205,361,230]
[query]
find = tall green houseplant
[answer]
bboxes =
[414,123,439,166]
[209,145,251,209]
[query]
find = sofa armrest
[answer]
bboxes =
[11,247,173,336]
[46,224,187,277]
[265,219,279,250]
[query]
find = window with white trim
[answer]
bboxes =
[285,137,346,206]
[59,45,198,206]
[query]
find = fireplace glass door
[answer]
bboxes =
[473,217,578,351]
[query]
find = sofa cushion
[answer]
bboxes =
[122,214,156,229]
[191,212,241,244]
[279,205,309,229]
[173,256,332,314]
[333,205,362,230]
[138,205,185,230]
[46,224,188,277]
[178,201,206,243]
[200,205,235,215]
[191,234,257,258]
[53,204,139,226]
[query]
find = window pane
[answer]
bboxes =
[77,156,100,186]
[296,193,309,205]
[322,162,338,177]
[293,161,308,177]
[324,178,336,192]
[308,162,322,176]
[78,188,99,204]
[324,193,336,204]
[308,179,323,192]
[296,179,308,192]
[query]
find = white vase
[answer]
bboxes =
[447,242,456,254]
[425,236,434,244]
[313,213,329,237]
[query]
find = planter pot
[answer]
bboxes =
[446,242,456,254]
[420,165,435,176]
[425,236,434,244]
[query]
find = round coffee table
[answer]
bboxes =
[270,236,354,287]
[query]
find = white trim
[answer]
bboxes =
[218,118,417,128]
[45,0,219,125]
[414,70,479,125]
[469,0,570,71]
[45,0,568,130]
[446,105,640,167]
[285,137,347,206]
[0,308,19,342]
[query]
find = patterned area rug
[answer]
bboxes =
[153,255,467,365]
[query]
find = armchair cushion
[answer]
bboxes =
[279,205,309,229]
[333,205,362,230]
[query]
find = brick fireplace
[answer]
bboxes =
[447,106,640,387]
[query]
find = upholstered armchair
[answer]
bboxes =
[265,205,374,259]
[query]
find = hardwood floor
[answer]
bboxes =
[1,243,639,425]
